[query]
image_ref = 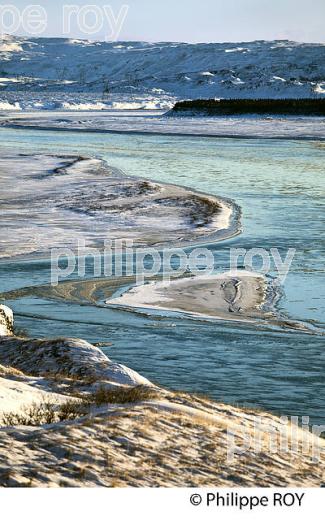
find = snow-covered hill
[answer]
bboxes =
[0,34,325,110]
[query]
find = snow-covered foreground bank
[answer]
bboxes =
[0,35,325,107]
[0,305,324,487]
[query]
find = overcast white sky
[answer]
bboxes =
[10,0,325,43]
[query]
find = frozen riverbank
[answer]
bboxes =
[2,110,325,140]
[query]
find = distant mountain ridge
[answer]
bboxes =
[0,35,325,108]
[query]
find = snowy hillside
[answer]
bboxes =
[0,34,325,110]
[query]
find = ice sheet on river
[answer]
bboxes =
[2,110,325,139]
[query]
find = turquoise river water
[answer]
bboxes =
[0,126,324,424]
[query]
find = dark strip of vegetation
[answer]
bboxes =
[85,385,157,407]
[171,98,325,116]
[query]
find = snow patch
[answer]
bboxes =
[68,39,94,46]
[272,76,287,82]
[0,42,23,53]
[0,305,13,336]
[314,83,325,95]
[225,47,247,53]
[0,77,20,83]
[231,77,245,85]
[0,101,21,110]
[61,101,109,110]
[111,99,173,110]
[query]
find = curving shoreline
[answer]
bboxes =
[0,152,241,260]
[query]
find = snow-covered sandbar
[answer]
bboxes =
[107,271,269,323]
